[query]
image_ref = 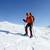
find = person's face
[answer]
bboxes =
[26,13,28,16]
[29,13,32,16]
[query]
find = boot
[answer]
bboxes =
[30,35,33,38]
[30,31,33,38]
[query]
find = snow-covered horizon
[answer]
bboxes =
[0,21,50,50]
[0,21,50,34]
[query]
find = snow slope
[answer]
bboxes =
[0,21,50,50]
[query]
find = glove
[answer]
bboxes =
[23,19,26,22]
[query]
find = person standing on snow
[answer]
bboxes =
[23,12,35,38]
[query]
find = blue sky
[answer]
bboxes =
[0,0,50,26]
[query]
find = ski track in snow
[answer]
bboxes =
[0,21,50,50]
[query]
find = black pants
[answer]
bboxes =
[25,23,33,36]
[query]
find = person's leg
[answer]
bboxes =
[24,24,28,35]
[29,24,33,38]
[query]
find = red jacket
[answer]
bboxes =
[26,15,34,24]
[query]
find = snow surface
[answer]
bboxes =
[0,21,50,50]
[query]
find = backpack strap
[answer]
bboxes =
[32,16,35,22]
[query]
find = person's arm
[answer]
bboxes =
[23,17,28,22]
[23,19,26,22]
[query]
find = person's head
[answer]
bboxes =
[29,12,32,16]
[26,13,28,16]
